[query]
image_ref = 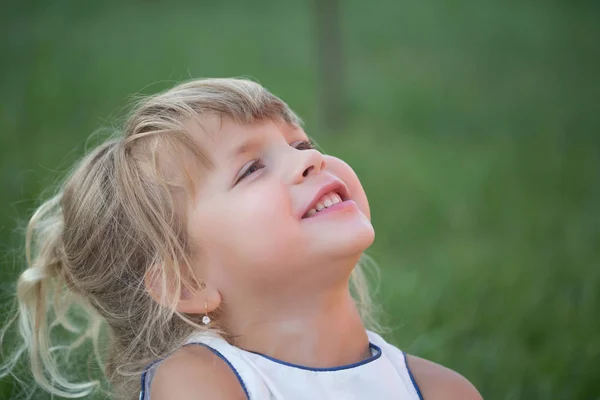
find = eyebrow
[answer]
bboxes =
[228,137,265,160]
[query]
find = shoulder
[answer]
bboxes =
[150,344,247,400]
[406,354,483,400]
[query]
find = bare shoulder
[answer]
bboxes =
[150,344,247,400]
[406,354,483,400]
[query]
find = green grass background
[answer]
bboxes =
[1,1,599,399]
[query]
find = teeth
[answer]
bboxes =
[304,191,343,218]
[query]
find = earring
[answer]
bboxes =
[202,301,211,325]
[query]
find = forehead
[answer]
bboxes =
[174,115,305,202]
[185,115,305,164]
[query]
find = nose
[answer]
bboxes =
[289,149,326,184]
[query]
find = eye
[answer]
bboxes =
[294,140,315,150]
[235,159,264,184]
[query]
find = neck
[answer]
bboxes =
[221,281,371,369]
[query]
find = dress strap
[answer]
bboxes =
[139,333,269,400]
[366,331,424,400]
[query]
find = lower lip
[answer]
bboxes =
[303,200,357,220]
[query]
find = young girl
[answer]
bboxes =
[2,78,481,399]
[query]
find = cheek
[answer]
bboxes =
[234,182,291,227]
[190,183,297,268]
[325,156,371,220]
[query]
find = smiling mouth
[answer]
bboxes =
[302,190,347,219]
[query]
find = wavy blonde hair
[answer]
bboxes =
[0,78,380,400]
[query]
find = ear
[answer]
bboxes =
[144,266,221,315]
[177,283,221,315]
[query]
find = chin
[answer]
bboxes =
[317,224,375,259]
[353,225,376,251]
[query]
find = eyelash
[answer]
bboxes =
[235,140,315,184]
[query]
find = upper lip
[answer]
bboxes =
[300,179,350,219]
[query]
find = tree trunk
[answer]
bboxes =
[314,0,344,133]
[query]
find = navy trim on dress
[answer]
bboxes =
[138,343,250,400]
[190,343,251,400]
[247,343,382,372]
[403,352,424,400]
[139,358,164,400]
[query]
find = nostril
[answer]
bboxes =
[302,166,313,177]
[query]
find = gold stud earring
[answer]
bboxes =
[202,301,211,325]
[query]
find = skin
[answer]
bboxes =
[149,117,482,399]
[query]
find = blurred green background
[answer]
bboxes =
[1,1,599,399]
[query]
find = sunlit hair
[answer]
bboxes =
[0,78,381,400]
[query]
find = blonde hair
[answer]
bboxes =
[0,78,380,400]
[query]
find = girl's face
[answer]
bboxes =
[186,117,374,302]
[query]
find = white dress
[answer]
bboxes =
[140,330,423,400]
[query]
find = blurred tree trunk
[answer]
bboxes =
[314,0,344,133]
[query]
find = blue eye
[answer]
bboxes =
[234,140,314,185]
[295,140,315,150]
[236,159,264,184]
